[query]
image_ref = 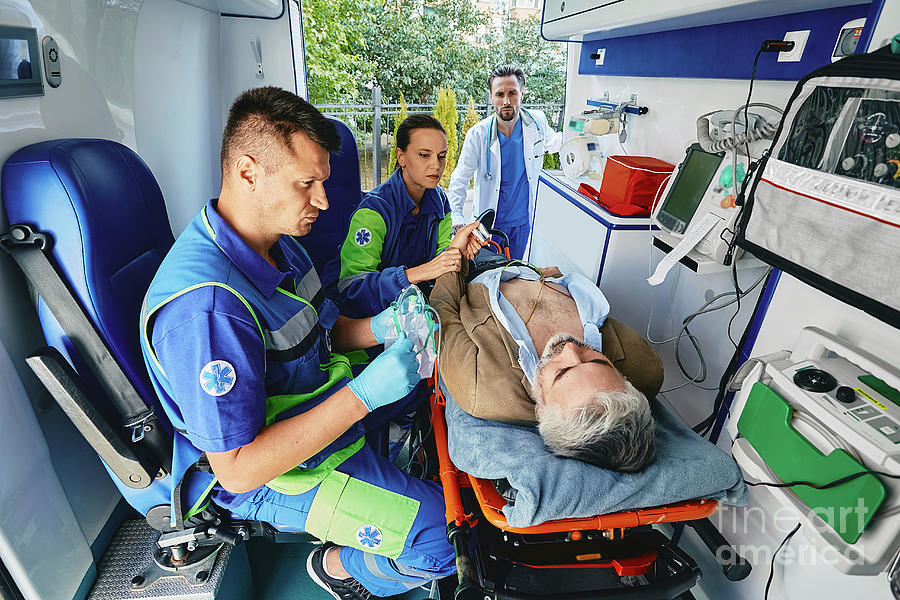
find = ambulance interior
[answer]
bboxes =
[0,0,899,599]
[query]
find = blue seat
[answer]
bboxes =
[1,120,363,521]
[3,138,175,515]
[305,118,362,279]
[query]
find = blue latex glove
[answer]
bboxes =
[347,334,419,412]
[370,304,396,344]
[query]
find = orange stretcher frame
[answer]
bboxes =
[427,374,718,536]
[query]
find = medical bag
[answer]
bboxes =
[736,44,900,327]
[595,155,674,216]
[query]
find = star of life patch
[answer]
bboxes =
[354,227,372,247]
[200,360,236,396]
[355,524,382,549]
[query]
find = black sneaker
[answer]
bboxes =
[306,543,376,600]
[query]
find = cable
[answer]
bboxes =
[658,266,770,393]
[764,523,801,600]
[747,468,900,491]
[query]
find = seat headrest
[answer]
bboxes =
[304,118,362,280]
[2,138,175,405]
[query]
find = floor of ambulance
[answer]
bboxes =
[247,537,435,599]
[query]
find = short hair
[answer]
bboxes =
[394,114,446,171]
[537,379,656,472]
[221,86,341,178]
[488,65,525,92]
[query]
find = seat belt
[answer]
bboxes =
[0,224,171,474]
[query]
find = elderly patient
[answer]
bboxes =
[429,259,663,472]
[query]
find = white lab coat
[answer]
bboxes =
[447,108,562,228]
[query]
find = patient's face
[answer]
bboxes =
[533,334,625,414]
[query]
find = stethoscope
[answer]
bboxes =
[483,108,539,182]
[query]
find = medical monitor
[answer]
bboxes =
[0,26,43,99]
[654,144,723,235]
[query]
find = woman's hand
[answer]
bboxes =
[405,247,463,284]
[449,221,487,261]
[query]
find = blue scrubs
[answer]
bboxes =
[495,118,530,259]
[140,201,454,596]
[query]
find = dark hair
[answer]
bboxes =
[221,86,341,178]
[394,114,446,171]
[488,65,525,92]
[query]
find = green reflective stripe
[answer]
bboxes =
[340,208,387,278]
[275,286,317,314]
[266,436,365,495]
[182,479,217,522]
[343,348,371,367]
[306,471,420,559]
[201,206,216,239]
[263,354,362,495]
[142,282,266,377]
[265,355,351,424]
[435,212,453,255]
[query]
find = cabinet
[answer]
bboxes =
[528,171,655,331]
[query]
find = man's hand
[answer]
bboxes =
[452,223,465,236]
[449,220,487,261]
[347,334,420,412]
[405,247,463,284]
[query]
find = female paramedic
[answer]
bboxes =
[335,114,481,318]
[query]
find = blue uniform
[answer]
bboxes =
[140,201,453,596]
[495,118,531,259]
[336,169,453,318]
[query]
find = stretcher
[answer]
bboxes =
[414,231,751,599]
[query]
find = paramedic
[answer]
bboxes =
[430,261,659,472]
[336,114,482,318]
[140,86,455,600]
[446,65,563,260]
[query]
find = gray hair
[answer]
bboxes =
[537,379,656,472]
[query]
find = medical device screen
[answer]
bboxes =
[656,147,722,235]
[0,38,32,80]
[0,27,42,98]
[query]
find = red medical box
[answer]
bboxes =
[593,155,674,216]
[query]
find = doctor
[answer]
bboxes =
[447,65,562,259]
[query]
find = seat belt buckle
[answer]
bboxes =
[124,410,156,443]
[0,224,50,253]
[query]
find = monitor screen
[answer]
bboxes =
[0,26,42,98]
[0,38,33,80]
[656,147,722,234]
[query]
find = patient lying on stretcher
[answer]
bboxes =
[429,258,664,473]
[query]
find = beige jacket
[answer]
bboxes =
[430,265,663,426]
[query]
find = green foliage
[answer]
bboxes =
[461,98,482,188]
[461,98,481,143]
[433,88,459,188]
[388,93,409,174]
[364,0,488,103]
[303,0,375,103]
[543,152,561,170]
[485,16,567,105]
[303,1,567,113]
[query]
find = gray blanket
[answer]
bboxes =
[445,392,748,527]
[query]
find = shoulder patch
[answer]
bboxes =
[200,360,236,396]
[354,227,372,247]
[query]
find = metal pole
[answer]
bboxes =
[484,90,491,118]
[372,86,382,186]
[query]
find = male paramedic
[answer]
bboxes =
[140,86,455,600]
[447,65,563,260]
[430,260,660,473]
